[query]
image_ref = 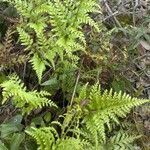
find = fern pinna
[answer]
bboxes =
[0,74,57,115]
[3,0,100,82]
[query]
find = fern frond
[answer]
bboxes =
[0,28,26,69]
[78,83,149,143]
[26,126,84,150]
[78,83,88,101]
[30,54,46,83]
[0,75,56,115]
[17,27,33,49]
[55,137,83,150]
[34,3,52,15]
[4,0,100,82]
[28,23,46,34]
[26,127,58,150]
[3,0,32,18]
[107,131,141,150]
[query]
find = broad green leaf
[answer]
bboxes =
[5,115,23,125]
[10,133,25,150]
[140,40,150,50]
[41,78,58,86]
[31,116,45,127]
[0,124,21,138]
[44,112,52,123]
[0,115,23,138]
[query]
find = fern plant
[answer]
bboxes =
[0,74,57,115]
[76,83,149,149]
[80,130,141,150]
[25,83,149,150]
[0,27,26,70]
[26,105,85,150]
[3,0,100,82]
[26,127,84,150]
[106,131,141,150]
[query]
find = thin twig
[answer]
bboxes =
[70,70,80,107]
[103,0,122,28]
[103,11,119,21]
[22,61,27,80]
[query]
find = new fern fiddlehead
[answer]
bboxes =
[0,74,57,115]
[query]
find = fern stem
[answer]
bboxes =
[70,70,80,106]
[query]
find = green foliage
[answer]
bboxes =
[78,83,149,144]
[3,0,100,82]
[0,74,57,115]
[26,127,58,150]
[26,105,84,150]
[25,83,149,150]
[0,115,25,150]
[30,53,46,83]
[26,126,84,150]
[106,131,141,150]
[0,140,8,150]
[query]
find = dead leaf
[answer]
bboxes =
[140,40,150,51]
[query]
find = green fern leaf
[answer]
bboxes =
[79,83,149,143]
[30,54,46,83]
[108,131,141,150]
[17,27,33,49]
[0,75,56,115]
